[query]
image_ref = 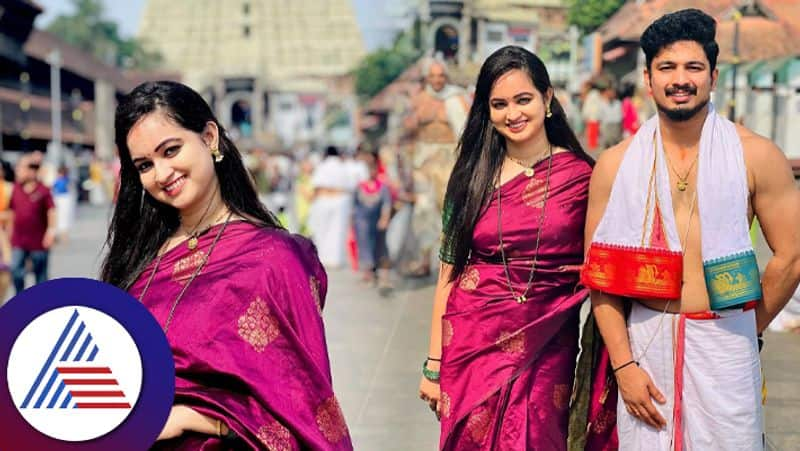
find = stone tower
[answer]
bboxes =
[138,0,365,149]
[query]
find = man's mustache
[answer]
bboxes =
[665,84,698,95]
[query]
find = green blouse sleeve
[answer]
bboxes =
[439,200,456,264]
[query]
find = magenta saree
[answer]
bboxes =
[439,152,591,450]
[130,221,352,450]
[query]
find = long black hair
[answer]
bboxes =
[101,81,281,290]
[443,45,593,281]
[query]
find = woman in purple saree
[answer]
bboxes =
[102,81,351,450]
[418,46,594,450]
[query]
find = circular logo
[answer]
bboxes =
[8,306,143,441]
[0,279,174,450]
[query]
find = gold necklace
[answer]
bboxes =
[662,147,698,192]
[506,145,552,177]
[138,213,232,332]
[497,144,553,304]
[182,184,220,250]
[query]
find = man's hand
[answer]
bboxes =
[616,364,667,429]
[42,229,56,249]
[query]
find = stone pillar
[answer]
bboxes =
[93,79,115,161]
[476,19,486,62]
[252,78,265,139]
[459,6,472,66]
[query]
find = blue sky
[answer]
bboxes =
[34,0,413,51]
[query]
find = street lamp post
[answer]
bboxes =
[47,49,63,165]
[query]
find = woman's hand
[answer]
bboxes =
[418,360,442,420]
[157,405,191,441]
[156,405,224,441]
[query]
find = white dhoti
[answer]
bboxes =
[307,194,352,269]
[619,302,763,451]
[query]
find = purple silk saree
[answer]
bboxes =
[440,152,591,450]
[130,221,352,450]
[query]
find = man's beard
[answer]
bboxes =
[655,95,709,122]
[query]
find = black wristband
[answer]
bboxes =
[612,359,639,373]
[427,356,441,362]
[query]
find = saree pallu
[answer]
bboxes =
[440,153,591,450]
[129,221,352,450]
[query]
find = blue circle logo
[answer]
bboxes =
[0,278,174,450]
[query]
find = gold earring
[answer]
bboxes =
[211,147,223,163]
[546,105,553,118]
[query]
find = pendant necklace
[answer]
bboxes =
[662,146,699,192]
[184,184,220,250]
[497,144,553,304]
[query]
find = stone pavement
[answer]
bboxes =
[32,205,798,450]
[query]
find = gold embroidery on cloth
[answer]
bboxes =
[553,384,570,410]
[496,330,525,354]
[466,406,492,445]
[237,297,280,353]
[633,263,674,290]
[171,250,207,284]
[458,267,480,291]
[442,319,454,347]
[522,177,547,208]
[257,421,293,451]
[315,397,349,443]
[310,276,322,314]
[591,408,616,434]
[440,391,451,418]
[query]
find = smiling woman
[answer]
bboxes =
[419,46,595,451]
[100,81,352,450]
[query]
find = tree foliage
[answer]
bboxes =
[45,0,162,69]
[567,0,626,35]
[354,28,421,101]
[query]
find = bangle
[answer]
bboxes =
[216,419,222,437]
[422,359,440,382]
[612,360,638,373]
[427,356,441,362]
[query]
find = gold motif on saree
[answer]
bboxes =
[496,330,526,354]
[440,391,451,418]
[466,406,492,445]
[442,319,454,347]
[553,384,570,410]
[521,177,547,209]
[257,421,293,451]
[237,297,280,353]
[309,276,322,315]
[591,408,616,434]
[315,396,349,443]
[171,250,207,284]
[458,267,480,291]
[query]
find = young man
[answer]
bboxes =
[582,9,800,450]
[8,153,56,294]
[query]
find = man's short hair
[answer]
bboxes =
[325,145,340,157]
[640,8,719,72]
